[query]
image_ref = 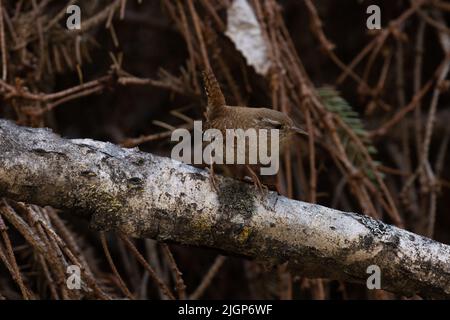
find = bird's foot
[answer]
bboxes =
[245,165,268,197]
[207,165,219,193]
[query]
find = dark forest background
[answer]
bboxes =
[0,0,449,299]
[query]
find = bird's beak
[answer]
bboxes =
[291,126,308,136]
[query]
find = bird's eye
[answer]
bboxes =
[263,118,283,129]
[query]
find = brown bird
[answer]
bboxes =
[202,69,307,192]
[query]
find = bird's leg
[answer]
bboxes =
[245,165,268,195]
[207,161,219,193]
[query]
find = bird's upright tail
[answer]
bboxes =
[201,69,226,120]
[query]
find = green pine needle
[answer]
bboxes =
[318,87,382,180]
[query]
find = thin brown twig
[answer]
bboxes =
[100,233,134,299]
[0,215,31,299]
[186,0,211,70]
[189,255,226,300]
[0,0,7,80]
[174,0,199,91]
[121,122,193,148]
[336,0,428,84]
[120,0,127,20]
[161,244,187,299]
[369,68,437,138]
[305,107,316,203]
[0,75,110,102]
[118,234,175,300]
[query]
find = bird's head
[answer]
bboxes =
[254,108,308,141]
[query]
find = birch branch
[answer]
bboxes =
[0,119,449,298]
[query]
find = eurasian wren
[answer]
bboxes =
[202,69,307,190]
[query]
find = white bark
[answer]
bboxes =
[0,119,449,298]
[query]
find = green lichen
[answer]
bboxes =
[217,179,255,219]
[70,183,125,231]
[237,226,252,244]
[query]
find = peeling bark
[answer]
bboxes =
[0,119,449,298]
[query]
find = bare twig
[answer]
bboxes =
[100,233,134,299]
[161,244,187,299]
[0,0,7,80]
[118,234,175,300]
[190,256,226,300]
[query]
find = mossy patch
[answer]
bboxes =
[217,178,255,220]
[209,179,257,247]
